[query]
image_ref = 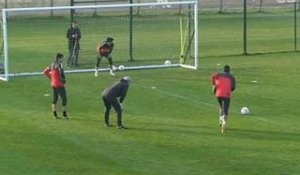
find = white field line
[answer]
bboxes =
[153,86,217,108]
[133,83,298,131]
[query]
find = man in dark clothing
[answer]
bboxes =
[102,76,131,129]
[66,21,81,68]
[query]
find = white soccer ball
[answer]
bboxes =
[241,107,250,115]
[112,65,117,71]
[164,60,171,65]
[118,65,125,71]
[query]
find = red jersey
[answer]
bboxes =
[43,66,65,88]
[211,72,235,98]
[97,41,114,56]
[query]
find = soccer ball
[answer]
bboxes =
[112,65,117,71]
[164,60,171,65]
[241,107,250,115]
[118,65,125,71]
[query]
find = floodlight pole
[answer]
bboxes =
[243,0,248,55]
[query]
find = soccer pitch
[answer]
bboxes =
[0,12,300,175]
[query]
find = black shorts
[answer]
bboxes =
[97,54,113,65]
[102,96,122,113]
[52,87,67,106]
[217,97,230,115]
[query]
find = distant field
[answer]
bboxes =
[4,9,300,73]
[0,11,300,175]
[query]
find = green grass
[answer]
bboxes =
[1,54,300,175]
[1,11,300,175]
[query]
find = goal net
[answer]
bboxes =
[1,1,198,81]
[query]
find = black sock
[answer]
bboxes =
[53,111,57,117]
[63,111,67,117]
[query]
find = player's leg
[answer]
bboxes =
[217,97,227,133]
[221,98,230,133]
[217,97,224,127]
[95,54,102,77]
[111,99,125,128]
[58,87,68,119]
[223,98,230,123]
[74,47,79,67]
[107,55,115,76]
[103,96,112,127]
[67,44,73,67]
[52,87,59,119]
[69,41,77,67]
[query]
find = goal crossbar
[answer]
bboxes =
[2,1,198,12]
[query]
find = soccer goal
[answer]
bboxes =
[1,1,198,81]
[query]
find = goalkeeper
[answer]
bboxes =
[101,76,131,129]
[95,37,115,77]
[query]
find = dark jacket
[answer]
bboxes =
[66,27,81,49]
[102,79,129,103]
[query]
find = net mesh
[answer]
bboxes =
[3,2,197,77]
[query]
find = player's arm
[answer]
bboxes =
[231,76,236,91]
[59,68,66,84]
[96,44,101,53]
[109,43,114,53]
[119,84,129,103]
[77,29,81,40]
[210,73,217,85]
[43,66,51,79]
[210,73,217,94]
[212,85,216,94]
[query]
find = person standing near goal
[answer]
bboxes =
[210,65,236,133]
[44,53,68,119]
[66,21,81,68]
[95,37,115,77]
[101,76,131,129]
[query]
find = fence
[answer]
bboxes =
[1,0,298,12]
[0,0,299,57]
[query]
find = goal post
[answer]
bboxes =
[0,15,8,81]
[1,1,198,81]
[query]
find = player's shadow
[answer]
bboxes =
[129,123,299,142]
[128,123,215,136]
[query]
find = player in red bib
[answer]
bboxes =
[210,65,236,133]
[95,37,115,77]
[44,53,68,119]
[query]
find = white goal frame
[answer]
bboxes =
[1,1,198,81]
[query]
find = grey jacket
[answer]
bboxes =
[102,79,129,103]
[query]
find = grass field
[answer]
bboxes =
[1,10,300,175]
